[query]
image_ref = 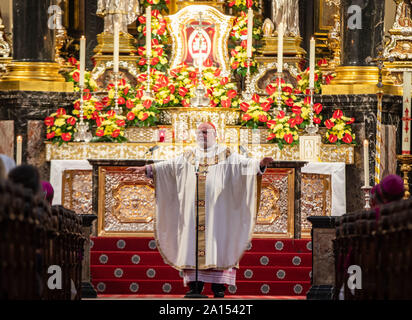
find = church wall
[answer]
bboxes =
[0,119,13,158]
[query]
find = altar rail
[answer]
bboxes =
[334,199,412,300]
[0,179,85,300]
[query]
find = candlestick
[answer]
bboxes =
[402,71,411,154]
[305,87,319,134]
[146,6,152,58]
[74,85,92,142]
[242,57,253,101]
[79,36,85,87]
[361,186,372,209]
[364,139,370,187]
[247,8,253,58]
[113,23,119,73]
[309,37,316,89]
[277,22,284,73]
[16,135,22,165]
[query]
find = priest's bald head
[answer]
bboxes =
[196,122,217,150]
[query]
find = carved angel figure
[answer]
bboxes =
[97,0,140,33]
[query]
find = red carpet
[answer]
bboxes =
[90,237,312,297]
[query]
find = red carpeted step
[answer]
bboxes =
[91,265,311,282]
[91,279,311,296]
[90,237,312,253]
[91,251,311,267]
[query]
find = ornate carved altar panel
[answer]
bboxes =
[62,170,93,215]
[61,166,333,238]
[300,173,332,238]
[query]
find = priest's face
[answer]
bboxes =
[196,123,216,149]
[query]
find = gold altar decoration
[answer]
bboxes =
[62,170,93,214]
[0,62,73,92]
[397,154,412,199]
[0,13,10,58]
[383,0,412,85]
[175,1,225,13]
[60,167,332,238]
[165,5,234,76]
[314,0,339,59]
[45,141,355,164]
[300,173,331,238]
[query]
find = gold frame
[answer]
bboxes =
[300,173,332,238]
[61,169,93,212]
[253,168,295,239]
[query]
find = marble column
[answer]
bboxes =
[341,0,385,66]
[13,0,55,62]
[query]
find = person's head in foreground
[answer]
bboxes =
[41,181,54,205]
[8,164,41,196]
[196,122,217,150]
[371,174,405,207]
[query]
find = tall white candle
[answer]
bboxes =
[364,139,370,187]
[247,8,253,58]
[146,6,152,58]
[79,36,85,87]
[309,37,316,89]
[16,135,22,166]
[113,23,119,73]
[402,71,411,154]
[277,22,284,73]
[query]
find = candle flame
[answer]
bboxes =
[364,139,368,146]
[17,135,22,142]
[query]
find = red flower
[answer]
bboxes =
[221,99,231,108]
[325,119,335,129]
[332,109,343,120]
[96,128,104,137]
[189,71,197,79]
[220,77,229,85]
[292,105,302,115]
[346,117,355,125]
[209,100,218,108]
[227,89,237,99]
[266,84,277,96]
[143,99,152,109]
[240,40,247,48]
[242,114,252,122]
[203,58,213,67]
[151,38,159,46]
[259,115,268,123]
[288,117,297,128]
[214,69,221,77]
[296,75,302,81]
[285,98,294,107]
[267,120,277,128]
[118,97,125,105]
[46,132,55,139]
[328,134,338,143]
[315,73,319,82]
[282,86,293,94]
[182,100,191,108]
[136,90,144,99]
[284,133,294,144]
[313,103,323,115]
[252,93,260,103]
[151,57,159,65]
[56,108,66,116]
[267,133,277,141]
[123,87,129,96]
[68,57,77,66]
[118,79,126,86]
[246,0,253,8]
[140,113,149,121]
[107,110,116,118]
[163,96,171,104]
[95,117,103,127]
[230,49,238,57]
[83,93,92,101]
[276,78,285,86]
[178,87,188,97]
[240,102,250,112]
[102,96,111,106]
[295,116,304,125]
[342,133,353,144]
[72,71,80,82]
[231,61,239,70]
[61,133,72,142]
[168,84,175,94]
[304,96,311,105]
[325,74,333,84]
[313,117,321,124]
[127,112,135,121]
[138,16,146,24]
[116,119,125,127]
[44,117,54,126]
[73,101,80,110]
[66,117,77,126]
[125,100,134,109]
[240,29,248,36]
[152,9,160,18]
[111,129,120,138]
[94,101,103,111]
[156,47,164,56]
[228,0,236,6]
[137,74,147,83]
[261,102,271,112]
[277,110,285,119]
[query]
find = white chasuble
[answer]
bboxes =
[151,144,262,271]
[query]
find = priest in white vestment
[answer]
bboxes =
[128,122,272,297]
